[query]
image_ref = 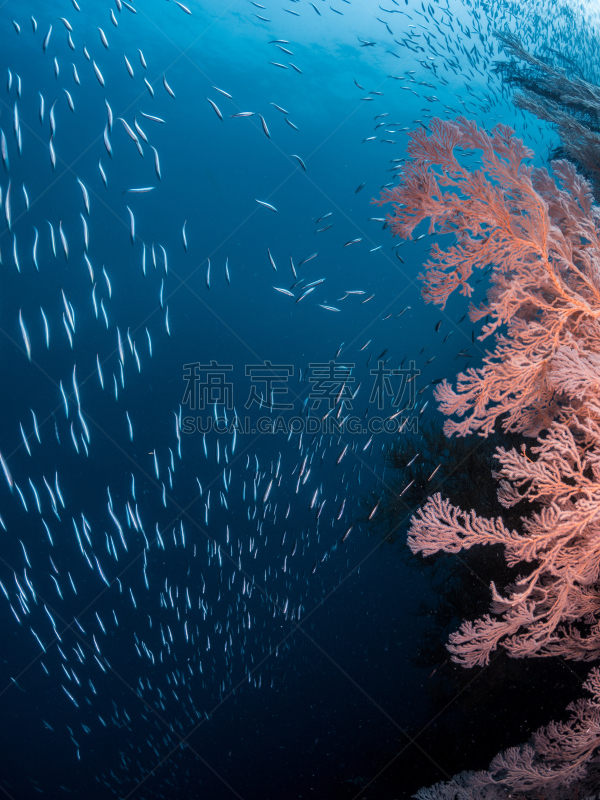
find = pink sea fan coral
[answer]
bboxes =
[378,118,600,795]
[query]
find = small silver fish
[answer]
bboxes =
[93,61,105,86]
[126,206,135,243]
[207,97,223,120]
[43,25,52,52]
[64,89,75,112]
[140,112,164,123]
[255,199,277,212]
[163,75,176,98]
[291,154,306,170]
[174,0,192,13]
[258,114,270,138]
[151,146,161,180]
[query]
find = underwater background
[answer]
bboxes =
[0,0,598,797]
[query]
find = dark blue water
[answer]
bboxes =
[0,0,595,798]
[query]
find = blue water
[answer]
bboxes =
[0,0,595,797]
